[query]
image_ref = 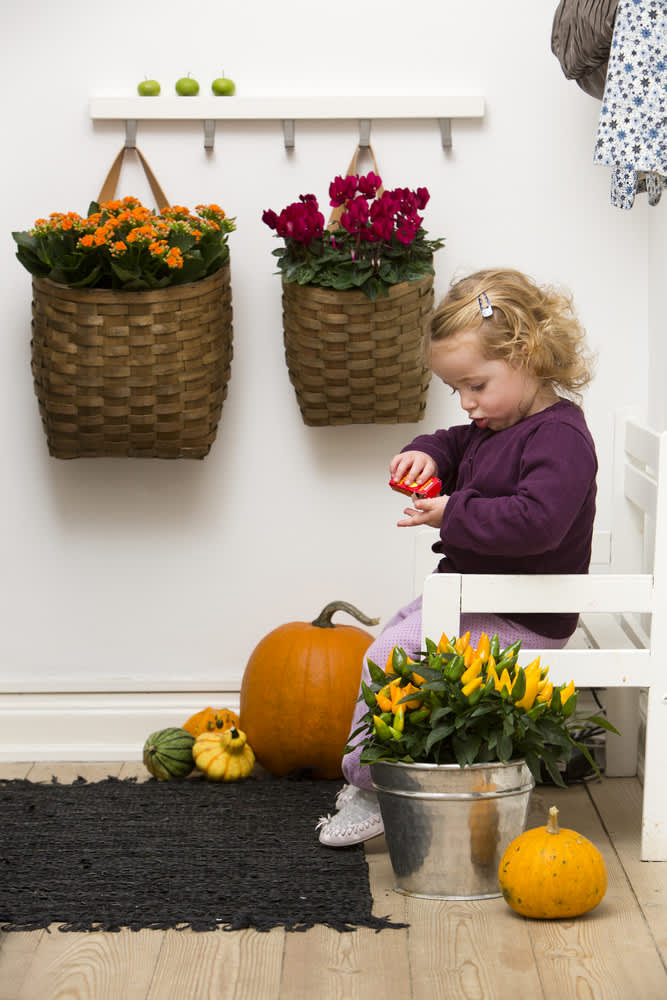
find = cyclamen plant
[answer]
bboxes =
[347,631,618,786]
[262,171,445,300]
[12,198,235,291]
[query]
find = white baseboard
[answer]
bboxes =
[0,691,241,762]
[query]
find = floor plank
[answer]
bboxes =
[279,834,411,1000]
[589,776,667,964]
[15,929,164,1000]
[145,928,285,1000]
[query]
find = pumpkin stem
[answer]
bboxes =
[311,600,380,629]
[547,806,560,835]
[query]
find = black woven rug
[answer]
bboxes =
[0,776,404,934]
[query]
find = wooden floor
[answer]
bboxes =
[1,763,665,1000]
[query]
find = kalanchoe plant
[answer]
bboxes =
[12,197,235,290]
[347,631,618,787]
[262,171,444,301]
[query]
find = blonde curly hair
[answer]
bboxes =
[431,268,595,400]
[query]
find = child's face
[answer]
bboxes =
[429,329,553,432]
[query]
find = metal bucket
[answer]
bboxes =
[371,759,534,899]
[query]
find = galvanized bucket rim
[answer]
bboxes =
[371,758,527,772]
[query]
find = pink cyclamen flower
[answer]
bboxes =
[329,174,359,207]
[357,172,382,198]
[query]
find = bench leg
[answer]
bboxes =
[640,684,667,860]
[604,688,640,777]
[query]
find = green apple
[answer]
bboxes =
[211,74,236,96]
[175,75,200,96]
[137,78,161,96]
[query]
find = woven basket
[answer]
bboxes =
[30,264,233,459]
[282,274,434,426]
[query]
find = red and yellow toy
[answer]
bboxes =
[389,475,442,499]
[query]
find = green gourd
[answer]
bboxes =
[143,727,195,781]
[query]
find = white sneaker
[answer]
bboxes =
[317,786,384,847]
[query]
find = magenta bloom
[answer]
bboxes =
[263,196,325,246]
[262,209,279,230]
[357,172,382,198]
[329,174,359,207]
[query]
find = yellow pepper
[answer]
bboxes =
[375,683,394,713]
[460,657,483,687]
[476,631,491,663]
[485,662,500,690]
[462,675,484,699]
[496,667,513,696]
[536,679,553,703]
[436,632,451,654]
[560,680,576,707]
[514,661,542,710]
[455,631,471,654]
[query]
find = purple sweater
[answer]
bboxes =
[405,400,598,639]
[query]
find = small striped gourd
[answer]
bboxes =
[143,727,195,781]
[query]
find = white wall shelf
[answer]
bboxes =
[89,95,485,150]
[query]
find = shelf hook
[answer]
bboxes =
[125,119,137,149]
[282,119,295,150]
[204,119,216,150]
[359,119,371,149]
[438,118,452,149]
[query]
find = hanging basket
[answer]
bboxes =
[30,264,233,459]
[282,274,434,426]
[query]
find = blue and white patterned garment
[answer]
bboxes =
[593,0,666,209]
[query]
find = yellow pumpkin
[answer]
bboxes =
[240,600,378,779]
[193,726,255,782]
[182,707,240,739]
[498,805,607,918]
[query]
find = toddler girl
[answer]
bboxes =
[318,267,597,847]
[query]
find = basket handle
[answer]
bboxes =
[97,146,170,210]
[328,143,383,229]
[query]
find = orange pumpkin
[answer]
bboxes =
[239,600,379,779]
[182,707,240,739]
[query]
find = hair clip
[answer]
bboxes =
[478,293,493,318]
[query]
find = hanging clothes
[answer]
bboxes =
[551,0,619,99]
[593,0,666,209]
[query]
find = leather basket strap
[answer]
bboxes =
[97,146,170,210]
[328,143,383,229]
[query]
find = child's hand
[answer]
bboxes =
[397,494,448,529]
[390,450,437,485]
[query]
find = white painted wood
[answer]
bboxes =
[458,573,654,614]
[419,414,667,859]
[0,692,241,762]
[89,95,486,121]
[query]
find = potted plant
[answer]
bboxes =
[348,631,616,899]
[12,198,236,459]
[262,171,445,426]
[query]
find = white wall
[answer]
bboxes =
[0,1,659,704]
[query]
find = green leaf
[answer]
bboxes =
[424,722,456,753]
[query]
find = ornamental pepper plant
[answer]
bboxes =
[347,632,618,786]
[12,198,235,290]
[262,171,444,301]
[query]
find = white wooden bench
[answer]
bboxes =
[414,411,667,860]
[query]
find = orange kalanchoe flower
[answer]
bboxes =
[16,197,235,290]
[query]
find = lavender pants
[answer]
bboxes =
[342,595,570,790]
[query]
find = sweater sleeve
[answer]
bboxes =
[440,422,597,557]
[402,425,471,494]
